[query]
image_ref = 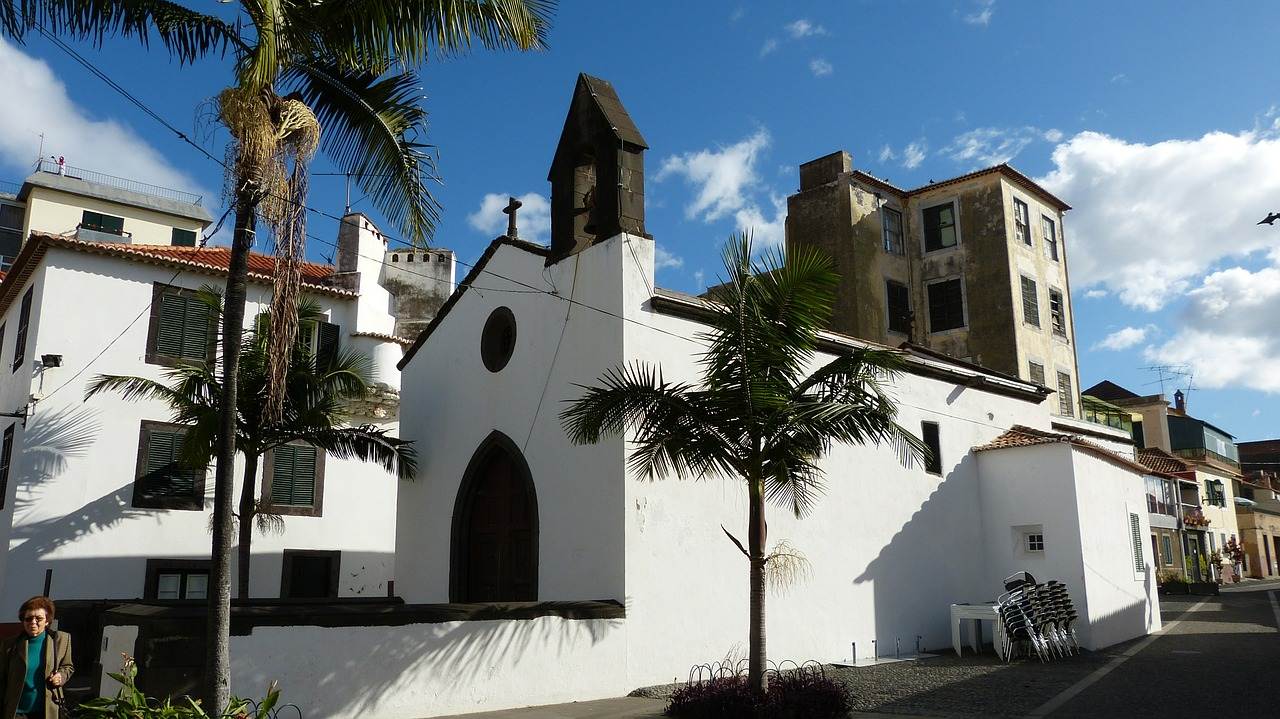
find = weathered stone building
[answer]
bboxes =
[786,151,1080,417]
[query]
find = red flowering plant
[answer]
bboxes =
[1183,507,1211,528]
[1223,537,1247,565]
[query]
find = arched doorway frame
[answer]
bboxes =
[448,430,539,602]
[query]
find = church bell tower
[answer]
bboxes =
[546,74,649,265]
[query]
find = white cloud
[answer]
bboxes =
[1084,289,1108,299]
[1037,128,1280,311]
[964,0,996,26]
[0,38,213,206]
[809,59,833,77]
[1093,325,1154,351]
[944,126,1041,166]
[654,245,684,271]
[1043,128,1064,143]
[656,128,770,222]
[786,19,827,38]
[902,141,927,169]
[466,192,550,241]
[877,145,896,163]
[734,193,787,249]
[693,269,707,290]
[730,7,745,22]
[1111,73,1128,84]
[759,38,778,57]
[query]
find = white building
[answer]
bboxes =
[109,75,1161,719]
[0,162,453,685]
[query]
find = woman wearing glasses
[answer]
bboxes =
[1,597,73,719]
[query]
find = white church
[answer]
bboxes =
[1,77,1163,718]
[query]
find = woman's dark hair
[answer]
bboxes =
[18,596,55,622]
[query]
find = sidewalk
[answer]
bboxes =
[426,697,929,719]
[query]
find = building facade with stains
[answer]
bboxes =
[786,151,1080,418]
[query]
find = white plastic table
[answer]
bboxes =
[950,602,999,657]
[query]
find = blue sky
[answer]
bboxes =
[1,1,1278,439]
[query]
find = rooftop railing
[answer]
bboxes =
[1172,447,1241,470]
[34,159,203,206]
[0,180,21,197]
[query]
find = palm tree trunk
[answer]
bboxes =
[747,471,767,695]
[236,452,261,600]
[205,191,255,712]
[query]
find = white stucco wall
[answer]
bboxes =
[22,187,206,246]
[0,246,403,606]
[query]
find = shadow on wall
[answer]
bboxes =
[853,454,983,655]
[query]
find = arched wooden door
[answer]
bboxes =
[451,433,538,602]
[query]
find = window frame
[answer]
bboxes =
[133,420,207,511]
[921,420,942,475]
[12,285,33,373]
[1020,275,1040,327]
[280,549,341,599]
[881,206,904,255]
[261,441,326,517]
[1160,534,1174,567]
[1028,360,1046,387]
[171,227,197,247]
[1057,371,1074,418]
[1129,511,1145,576]
[1013,197,1031,246]
[926,277,966,333]
[144,559,211,600]
[145,283,217,367]
[0,424,12,510]
[81,210,125,235]
[1025,532,1045,553]
[1042,214,1060,261]
[922,200,960,253]
[885,279,911,335]
[1048,287,1068,338]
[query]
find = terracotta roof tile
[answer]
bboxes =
[974,425,1158,476]
[1136,447,1193,475]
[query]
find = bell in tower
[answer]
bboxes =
[547,74,649,264]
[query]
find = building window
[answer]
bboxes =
[255,314,340,371]
[1028,361,1046,387]
[481,306,517,372]
[1048,288,1067,337]
[1013,198,1030,246]
[145,559,210,599]
[1129,513,1144,573]
[882,207,904,255]
[1020,276,1040,327]
[921,421,942,475]
[0,424,12,510]
[81,210,124,235]
[1042,215,1059,261]
[263,443,325,517]
[12,286,32,372]
[1057,372,1074,417]
[0,324,6,369]
[146,284,215,366]
[927,278,965,332]
[886,280,911,334]
[1161,534,1174,567]
[171,228,197,247]
[923,202,958,252]
[1206,480,1226,508]
[134,421,206,510]
[1025,532,1045,552]
[281,550,340,598]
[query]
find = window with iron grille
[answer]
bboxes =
[1025,533,1045,552]
[12,286,32,373]
[146,284,215,366]
[1049,288,1067,337]
[1020,276,1040,327]
[134,421,205,510]
[886,280,911,334]
[927,278,965,332]
[923,202,958,252]
[264,443,325,516]
[1057,371,1074,417]
[921,421,942,475]
[882,207,904,255]
[1028,361,1046,387]
[1013,198,1030,245]
[1042,215,1059,261]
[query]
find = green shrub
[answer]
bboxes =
[77,656,282,719]
[666,670,850,719]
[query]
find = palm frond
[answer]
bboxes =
[299,425,418,480]
[3,0,242,62]
[285,61,439,246]
[85,373,190,408]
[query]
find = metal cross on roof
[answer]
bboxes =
[503,196,523,239]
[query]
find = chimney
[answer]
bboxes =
[798,150,852,191]
[1173,390,1185,413]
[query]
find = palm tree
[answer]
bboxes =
[4,2,552,706]
[560,233,928,694]
[86,292,416,600]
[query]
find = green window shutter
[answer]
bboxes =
[171,228,197,247]
[155,293,188,358]
[0,425,13,510]
[154,291,212,362]
[180,296,211,360]
[12,286,32,372]
[143,429,197,498]
[272,445,317,506]
[315,321,340,371]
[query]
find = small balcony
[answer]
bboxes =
[75,225,132,244]
[1172,447,1241,471]
[1183,506,1211,529]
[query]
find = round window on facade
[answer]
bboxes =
[481,306,517,372]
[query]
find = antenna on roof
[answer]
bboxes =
[1139,364,1191,400]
